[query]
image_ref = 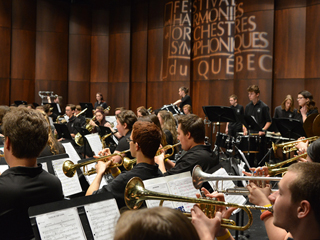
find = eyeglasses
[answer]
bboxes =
[297,97,304,100]
[126,138,133,143]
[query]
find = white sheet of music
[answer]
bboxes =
[62,142,81,161]
[82,162,108,189]
[41,162,49,172]
[143,172,198,212]
[0,165,8,174]
[208,168,247,214]
[85,133,103,156]
[84,199,120,240]
[52,158,82,196]
[36,207,86,240]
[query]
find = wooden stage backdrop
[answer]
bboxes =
[0,0,319,124]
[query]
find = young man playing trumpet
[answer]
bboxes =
[86,121,163,209]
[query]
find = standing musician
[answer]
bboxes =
[156,114,219,176]
[0,108,63,239]
[94,92,108,110]
[273,95,297,119]
[86,121,163,209]
[173,86,192,112]
[296,90,318,123]
[99,110,137,165]
[225,94,244,137]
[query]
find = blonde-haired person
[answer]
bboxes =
[274,95,297,119]
[183,104,192,115]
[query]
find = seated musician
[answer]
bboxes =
[86,121,163,209]
[156,114,219,175]
[65,104,82,138]
[137,106,149,117]
[274,95,297,119]
[89,109,109,131]
[296,90,318,123]
[0,108,64,240]
[74,104,86,127]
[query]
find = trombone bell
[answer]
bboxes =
[62,160,77,178]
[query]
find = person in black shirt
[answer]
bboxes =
[173,86,192,112]
[274,95,297,119]
[94,92,108,110]
[156,114,219,176]
[296,90,318,123]
[86,121,163,209]
[74,105,86,127]
[225,94,244,137]
[65,104,82,138]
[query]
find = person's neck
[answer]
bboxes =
[7,155,37,168]
[136,153,155,165]
[290,220,320,240]
[123,129,130,136]
[233,103,238,107]
[187,141,205,151]
[252,98,259,105]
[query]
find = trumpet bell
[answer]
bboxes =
[62,160,76,177]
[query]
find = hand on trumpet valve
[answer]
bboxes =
[246,182,272,206]
[95,159,113,175]
[97,148,111,157]
[243,166,270,187]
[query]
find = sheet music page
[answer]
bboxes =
[52,158,82,196]
[41,162,49,172]
[36,207,86,240]
[208,168,247,214]
[85,133,103,156]
[0,165,8,174]
[62,142,81,162]
[143,181,174,208]
[105,116,117,128]
[84,198,120,240]
[82,162,108,189]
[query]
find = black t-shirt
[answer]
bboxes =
[164,144,219,176]
[228,104,244,131]
[94,162,163,208]
[115,131,132,159]
[273,106,297,119]
[94,101,108,109]
[67,115,82,135]
[295,108,319,123]
[0,164,64,239]
[245,100,272,130]
[180,95,192,110]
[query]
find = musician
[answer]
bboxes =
[244,85,272,135]
[296,90,318,123]
[225,94,244,137]
[247,162,320,240]
[156,114,219,175]
[74,105,86,127]
[274,95,297,119]
[115,207,200,240]
[183,104,192,115]
[65,104,82,138]
[86,121,163,209]
[94,92,108,110]
[137,106,149,117]
[0,108,63,239]
[173,86,192,111]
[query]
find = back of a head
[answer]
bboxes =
[0,106,10,125]
[114,207,200,240]
[116,110,137,131]
[289,162,320,225]
[307,139,320,163]
[132,121,162,159]
[178,114,205,143]
[2,108,49,158]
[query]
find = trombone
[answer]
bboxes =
[62,149,130,177]
[123,142,181,171]
[125,177,273,231]
[272,136,318,154]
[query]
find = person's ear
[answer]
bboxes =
[123,123,128,129]
[186,132,191,139]
[5,137,10,151]
[297,200,311,219]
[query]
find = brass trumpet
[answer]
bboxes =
[0,154,4,158]
[266,153,307,170]
[125,177,273,231]
[192,165,281,190]
[62,149,130,177]
[123,142,181,171]
[272,136,319,154]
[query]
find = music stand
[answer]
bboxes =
[54,124,72,140]
[202,106,238,173]
[80,102,94,118]
[14,100,27,106]
[161,104,181,115]
[273,118,306,140]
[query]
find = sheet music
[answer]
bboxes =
[144,182,174,208]
[36,207,86,240]
[82,162,108,189]
[0,165,8,174]
[84,199,120,240]
[85,133,103,156]
[52,158,82,196]
[41,162,49,172]
[208,168,247,214]
[62,142,81,161]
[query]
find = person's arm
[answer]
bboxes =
[225,122,229,134]
[259,122,271,135]
[173,99,181,105]
[154,153,176,173]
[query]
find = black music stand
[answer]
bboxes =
[74,126,91,158]
[80,102,94,118]
[161,104,181,115]
[54,124,72,140]
[273,118,305,140]
[14,100,27,106]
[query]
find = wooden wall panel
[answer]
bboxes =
[0,79,10,104]
[130,82,147,112]
[147,82,164,111]
[147,29,163,82]
[0,28,11,79]
[12,0,36,31]
[10,79,35,103]
[35,79,68,104]
[0,0,11,28]
[68,81,90,105]
[90,82,108,107]
[108,82,129,109]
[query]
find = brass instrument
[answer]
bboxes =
[272,136,319,154]
[75,116,96,146]
[123,142,182,171]
[147,107,152,114]
[0,154,4,158]
[55,114,67,124]
[125,177,273,231]
[62,149,130,177]
[101,132,113,149]
[192,165,281,190]
[266,153,307,170]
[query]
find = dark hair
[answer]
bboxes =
[281,95,294,112]
[178,114,205,143]
[116,110,137,131]
[114,207,200,240]
[247,85,260,94]
[0,106,10,126]
[132,121,162,159]
[306,139,320,163]
[3,108,49,158]
[180,86,189,94]
[96,92,104,101]
[75,105,82,111]
[289,162,320,225]
[229,94,238,100]
[298,90,317,113]
[95,109,106,125]
[137,106,149,116]
[158,110,178,144]
[66,104,76,111]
